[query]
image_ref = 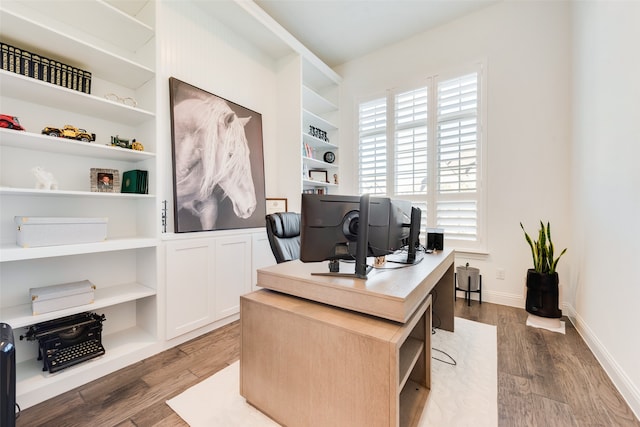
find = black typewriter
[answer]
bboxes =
[21,312,106,373]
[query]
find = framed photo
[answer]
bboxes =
[90,168,120,193]
[309,169,328,183]
[169,77,266,233]
[266,198,288,215]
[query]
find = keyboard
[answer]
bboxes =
[45,338,105,373]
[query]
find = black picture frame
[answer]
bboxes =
[309,169,328,183]
[169,77,266,233]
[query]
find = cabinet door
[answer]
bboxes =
[252,231,276,291]
[165,239,215,339]
[214,235,252,319]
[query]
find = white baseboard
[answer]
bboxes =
[564,304,640,420]
[471,289,523,307]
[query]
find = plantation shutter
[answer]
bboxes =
[394,87,428,196]
[436,72,479,241]
[359,97,387,195]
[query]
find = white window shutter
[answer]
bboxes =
[394,87,428,196]
[359,98,387,195]
[436,73,479,241]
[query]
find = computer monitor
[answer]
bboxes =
[300,194,420,277]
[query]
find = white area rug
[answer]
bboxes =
[167,317,497,426]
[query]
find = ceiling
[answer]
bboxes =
[254,0,499,68]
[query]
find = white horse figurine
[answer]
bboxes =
[173,95,256,231]
[32,166,58,190]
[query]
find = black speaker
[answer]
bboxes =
[1,323,16,427]
[427,228,444,251]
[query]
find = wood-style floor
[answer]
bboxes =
[16,298,640,427]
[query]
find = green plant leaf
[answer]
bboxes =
[521,220,566,274]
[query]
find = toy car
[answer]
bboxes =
[111,135,144,151]
[111,135,130,148]
[0,114,26,131]
[42,125,95,142]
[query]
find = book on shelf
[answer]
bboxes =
[121,170,149,194]
[302,187,328,195]
[303,143,314,158]
[0,41,92,94]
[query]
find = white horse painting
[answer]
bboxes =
[171,81,264,232]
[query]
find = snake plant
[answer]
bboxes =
[520,221,567,274]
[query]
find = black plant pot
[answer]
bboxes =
[525,269,562,318]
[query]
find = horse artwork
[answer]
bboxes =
[169,78,266,233]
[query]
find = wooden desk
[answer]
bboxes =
[255,248,455,327]
[240,250,454,427]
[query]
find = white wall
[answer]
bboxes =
[335,1,572,307]
[571,1,640,417]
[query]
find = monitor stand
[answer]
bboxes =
[312,259,372,279]
[386,251,425,265]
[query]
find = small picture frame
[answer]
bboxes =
[91,168,120,193]
[309,169,328,183]
[266,198,288,215]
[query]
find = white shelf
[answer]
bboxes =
[0,238,158,262]
[17,0,155,53]
[302,109,338,132]
[302,85,338,115]
[303,156,338,169]
[16,325,156,397]
[302,58,341,91]
[1,282,156,328]
[303,179,338,188]
[0,187,154,199]
[0,7,154,89]
[0,128,155,160]
[302,133,338,150]
[0,71,155,126]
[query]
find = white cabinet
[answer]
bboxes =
[0,0,157,409]
[213,235,252,319]
[252,231,276,291]
[165,239,215,340]
[165,232,262,340]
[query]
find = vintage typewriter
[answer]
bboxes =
[21,312,106,373]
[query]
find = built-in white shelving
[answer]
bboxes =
[302,67,340,194]
[0,0,158,409]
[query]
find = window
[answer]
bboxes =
[358,65,485,251]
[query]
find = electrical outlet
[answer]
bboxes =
[496,268,505,280]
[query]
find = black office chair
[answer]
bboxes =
[265,212,301,263]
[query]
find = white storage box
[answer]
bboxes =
[30,280,96,315]
[15,216,107,248]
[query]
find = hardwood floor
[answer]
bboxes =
[16,299,639,426]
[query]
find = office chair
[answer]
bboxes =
[265,212,301,263]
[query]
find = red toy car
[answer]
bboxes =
[0,114,25,131]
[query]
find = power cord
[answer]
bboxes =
[429,287,456,365]
[432,347,457,366]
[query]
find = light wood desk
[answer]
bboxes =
[240,249,455,427]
